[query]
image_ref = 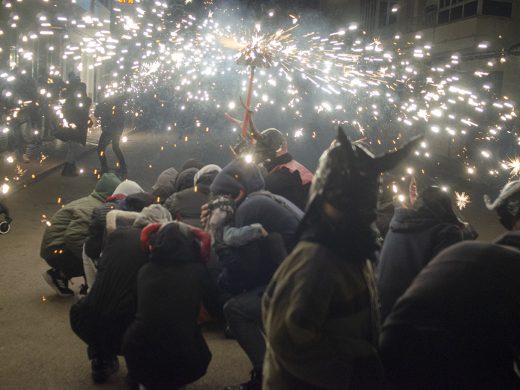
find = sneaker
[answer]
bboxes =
[224,369,262,390]
[42,269,74,297]
[91,357,119,383]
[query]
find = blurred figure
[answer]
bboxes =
[165,164,221,228]
[377,186,470,321]
[94,94,127,176]
[263,128,419,390]
[70,205,172,384]
[254,128,313,211]
[60,72,91,176]
[40,173,121,296]
[380,179,520,390]
[122,222,219,390]
[0,200,12,234]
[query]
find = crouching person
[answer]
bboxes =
[70,205,172,384]
[122,221,219,390]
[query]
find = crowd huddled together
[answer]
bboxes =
[40,125,520,390]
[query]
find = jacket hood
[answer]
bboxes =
[94,173,121,200]
[152,167,179,201]
[181,158,204,171]
[120,192,155,212]
[210,158,265,198]
[484,180,520,211]
[194,164,221,186]
[133,204,172,228]
[175,168,199,192]
[112,179,144,196]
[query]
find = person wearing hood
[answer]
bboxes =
[83,180,154,291]
[152,167,179,203]
[70,205,172,384]
[254,128,313,211]
[209,158,303,390]
[41,173,121,297]
[164,164,221,228]
[122,222,219,390]
[379,179,520,390]
[263,128,420,390]
[377,185,471,321]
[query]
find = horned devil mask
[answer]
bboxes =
[307,126,422,226]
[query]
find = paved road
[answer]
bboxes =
[0,131,505,389]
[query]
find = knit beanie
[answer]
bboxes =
[133,204,172,228]
[122,192,155,212]
[181,158,204,171]
[94,173,121,200]
[175,167,199,192]
[210,158,265,198]
[112,179,144,196]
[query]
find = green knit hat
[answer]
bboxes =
[94,173,121,200]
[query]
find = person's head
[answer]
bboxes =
[175,167,199,192]
[210,157,265,203]
[194,164,221,187]
[485,180,520,230]
[112,179,144,197]
[305,126,421,229]
[180,158,204,171]
[142,222,210,265]
[413,186,464,227]
[67,71,79,83]
[94,173,122,200]
[122,192,155,212]
[133,204,172,228]
[152,167,179,202]
[254,128,287,163]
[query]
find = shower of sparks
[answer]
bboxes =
[455,191,471,210]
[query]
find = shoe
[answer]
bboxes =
[42,269,74,297]
[224,369,262,390]
[61,162,79,176]
[91,357,119,383]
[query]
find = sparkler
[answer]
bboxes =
[455,191,471,210]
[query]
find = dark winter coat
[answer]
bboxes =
[94,97,124,133]
[380,231,520,390]
[264,153,313,211]
[122,223,217,389]
[164,171,217,228]
[70,227,148,357]
[377,207,465,321]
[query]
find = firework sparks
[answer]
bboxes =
[506,158,520,177]
[455,191,471,210]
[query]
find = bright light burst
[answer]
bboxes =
[455,191,471,210]
[506,158,520,177]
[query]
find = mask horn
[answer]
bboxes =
[337,126,356,165]
[374,135,423,173]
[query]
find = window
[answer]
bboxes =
[438,0,478,24]
[483,0,512,17]
[378,0,398,27]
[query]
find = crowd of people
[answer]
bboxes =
[39,122,520,390]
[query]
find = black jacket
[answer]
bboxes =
[264,153,312,211]
[70,228,148,356]
[380,231,520,390]
[377,207,465,320]
[122,256,216,388]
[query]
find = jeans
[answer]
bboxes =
[223,286,266,371]
[98,130,126,173]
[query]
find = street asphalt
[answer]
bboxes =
[0,131,505,389]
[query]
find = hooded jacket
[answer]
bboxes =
[264,153,313,211]
[40,173,121,259]
[69,207,171,359]
[122,223,216,389]
[165,167,220,228]
[377,207,465,321]
[380,231,520,390]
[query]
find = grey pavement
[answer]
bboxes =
[0,130,505,389]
